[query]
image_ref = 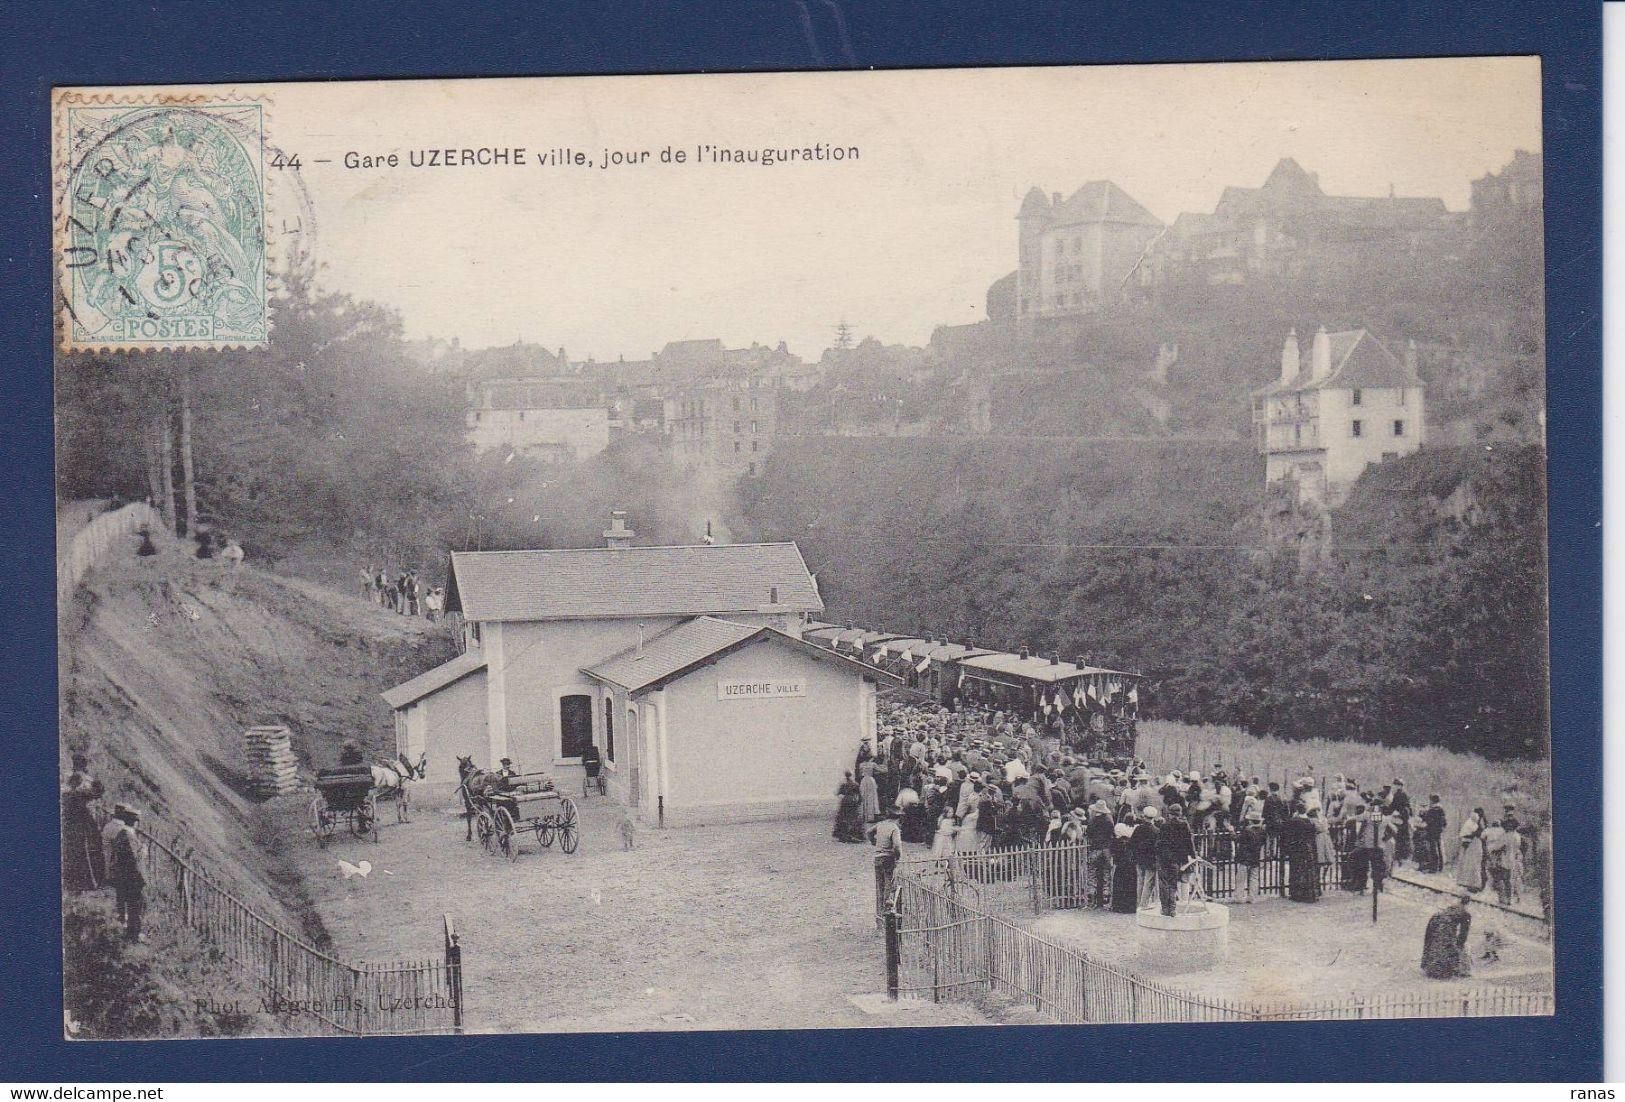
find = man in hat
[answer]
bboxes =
[1237,811,1268,903]
[1419,796,1448,874]
[105,804,146,943]
[1262,783,1287,855]
[870,800,905,905]
[1084,797,1117,908]
[1130,805,1161,909]
[1155,803,1197,917]
[1351,802,1387,894]
[1387,779,1413,867]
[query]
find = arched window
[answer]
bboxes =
[559,694,593,760]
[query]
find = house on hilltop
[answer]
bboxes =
[1137,158,1455,292]
[1252,326,1426,506]
[1015,181,1165,318]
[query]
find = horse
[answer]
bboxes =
[370,751,427,822]
[455,755,493,841]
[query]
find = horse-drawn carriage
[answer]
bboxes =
[311,768,381,845]
[309,752,425,846]
[456,759,580,861]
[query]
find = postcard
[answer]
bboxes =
[53,59,1552,1039]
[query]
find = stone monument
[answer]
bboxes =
[1134,857,1230,972]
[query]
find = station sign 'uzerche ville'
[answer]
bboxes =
[718,678,807,700]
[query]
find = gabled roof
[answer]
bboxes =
[1049,181,1162,230]
[1254,330,1423,397]
[446,542,823,622]
[958,651,1139,684]
[582,616,900,695]
[381,649,488,710]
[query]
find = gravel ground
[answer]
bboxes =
[285,796,997,1033]
[1030,887,1553,1006]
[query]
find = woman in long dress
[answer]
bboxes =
[1284,811,1320,902]
[930,807,959,858]
[833,772,865,843]
[1110,811,1140,913]
[857,762,881,825]
[956,801,985,854]
[1456,808,1487,892]
[1312,808,1335,864]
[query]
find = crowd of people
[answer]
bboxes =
[839,700,1552,922]
[61,752,148,945]
[360,566,445,620]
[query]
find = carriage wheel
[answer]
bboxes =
[495,807,520,862]
[474,808,496,853]
[538,819,556,848]
[397,786,411,823]
[310,796,331,847]
[557,798,580,854]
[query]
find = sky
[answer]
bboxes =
[126,57,1543,361]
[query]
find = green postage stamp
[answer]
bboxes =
[55,93,270,350]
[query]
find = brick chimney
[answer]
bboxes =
[1310,326,1332,381]
[603,510,635,550]
[1280,329,1300,383]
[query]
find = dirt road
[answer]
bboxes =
[286,796,995,1033]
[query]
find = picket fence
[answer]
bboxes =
[138,828,465,1035]
[886,846,1553,1025]
[58,502,161,609]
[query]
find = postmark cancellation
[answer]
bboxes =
[54,91,271,351]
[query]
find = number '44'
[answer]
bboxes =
[270,151,302,170]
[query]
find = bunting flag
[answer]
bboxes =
[899,648,913,663]
[1053,689,1068,713]
[1086,680,1101,707]
[916,656,930,673]
[1041,695,1052,715]
[871,647,887,664]
[1073,683,1086,707]
[1128,685,1139,704]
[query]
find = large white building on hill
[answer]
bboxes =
[1252,327,1426,506]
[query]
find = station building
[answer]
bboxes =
[382,514,895,825]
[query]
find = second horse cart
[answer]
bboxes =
[472,772,580,861]
[310,768,380,845]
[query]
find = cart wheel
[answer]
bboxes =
[538,820,556,848]
[397,787,411,823]
[495,807,520,862]
[474,809,496,853]
[557,799,579,853]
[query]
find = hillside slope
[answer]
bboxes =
[59,534,458,940]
